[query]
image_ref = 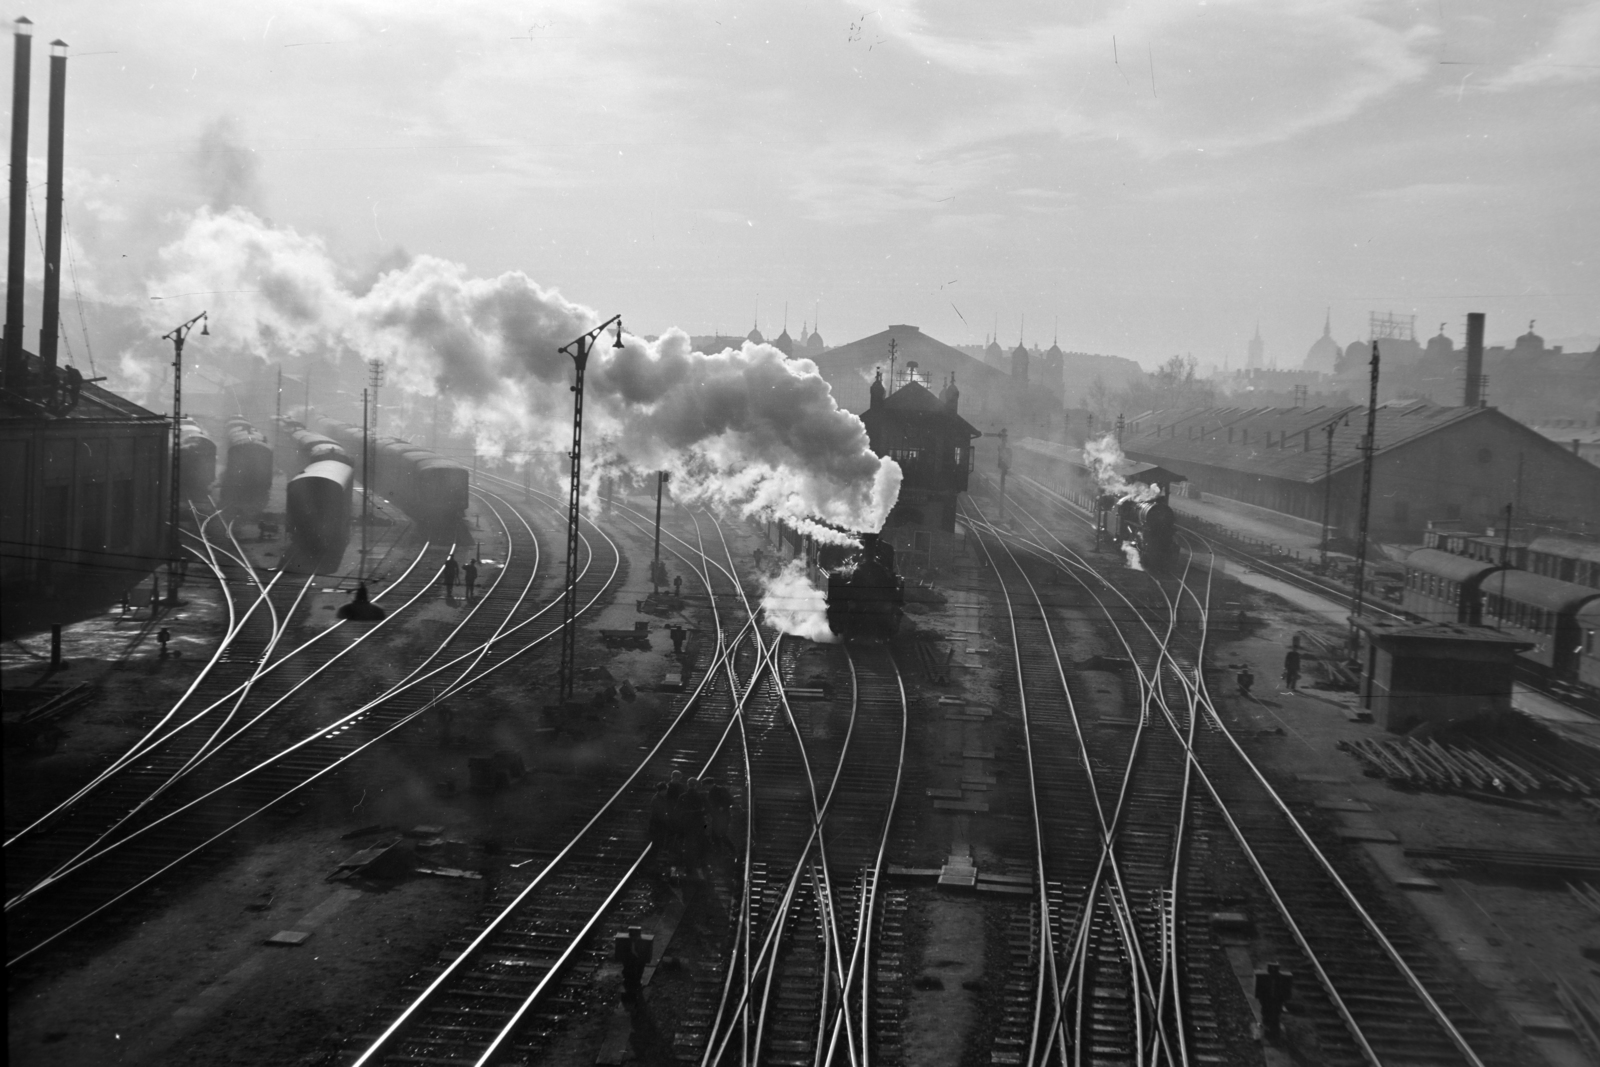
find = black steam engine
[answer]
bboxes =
[177,418,216,504]
[1111,495,1177,563]
[822,531,904,639]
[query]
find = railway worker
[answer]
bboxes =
[462,558,479,602]
[669,624,686,655]
[441,556,460,601]
[1253,962,1294,1040]
[157,627,171,659]
[647,782,673,872]
[1236,665,1255,698]
[673,574,682,599]
[613,925,653,1003]
[677,778,710,877]
[706,777,734,852]
[1283,642,1302,691]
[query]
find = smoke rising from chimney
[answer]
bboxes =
[193,117,264,213]
[147,207,901,538]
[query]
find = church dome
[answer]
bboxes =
[1302,312,1339,373]
[747,323,765,344]
[1425,324,1454,360]
[773,329,794,357]
[1514,320,1544,354]
[806,328,825,350]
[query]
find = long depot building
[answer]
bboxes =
[1118,401,1600,546]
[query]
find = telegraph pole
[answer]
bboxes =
[555,314,624,705]
[160,310,207,604]
[367,359,384,509]
[360,387,370,581]
[1318,419,1337,571]
[997,427,1011,520]
[1348,341,1380,654]
[652,471,669,591]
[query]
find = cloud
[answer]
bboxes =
[1483,2,1600,90]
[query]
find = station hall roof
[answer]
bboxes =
[1013,436,1186,484]
[1,378,165,423]
[1121,401,1486,484]
[815,324,1011,386]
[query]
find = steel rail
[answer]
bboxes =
[356,498,757,1065]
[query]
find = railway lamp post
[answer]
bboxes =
[161,310,208,606]
[554,314,625,706]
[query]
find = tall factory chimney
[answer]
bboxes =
[4,17,32,388]
[38,39,65,373]
[1464,312,1485,408]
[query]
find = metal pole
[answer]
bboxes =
[557,314,622,705]
[1348,341,1380,652]
[361,387,369,581]
[169,331,185,563]
[4,18,31,387]
[1319,420,1336,570]
[559,335,589,704]
[652,470,667,591]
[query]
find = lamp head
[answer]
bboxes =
[613,320,625,349]
[199,313,210,336]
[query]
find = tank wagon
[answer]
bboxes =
[221,418,273,512]
[318,419,469,531]
[286,459,354,568]
[822,531,904,639]
[177,418,216,503]
[1403,548,1600,695]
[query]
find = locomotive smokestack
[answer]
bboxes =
[39,38,64,373]
[4,17,32,388]
[1464,312,1484,408]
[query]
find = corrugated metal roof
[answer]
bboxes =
[1,379,165,422]
[1404,548,1502,584]
[1122,401,1482,484]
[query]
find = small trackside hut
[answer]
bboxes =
[1353,618,1533,734]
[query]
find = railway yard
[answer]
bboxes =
[1,459,1596,1067]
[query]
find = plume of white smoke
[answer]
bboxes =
[1121,543,1144,571]
[144,208,899,538]
[1083,432,1161,504]
[760,559,838,643]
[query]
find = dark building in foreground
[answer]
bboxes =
[2,365,171,635]
[860,372,980,553]
[2,26,170,636]
[1119,402,1600,545]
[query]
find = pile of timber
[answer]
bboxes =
[1338,734,1598,797]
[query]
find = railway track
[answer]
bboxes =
[5,485,624,970]
[967,476,1504,1065]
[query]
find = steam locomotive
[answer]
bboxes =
[221,418,273,513]
[822,531,904,639]
[317,419,470,533]
[177,418,216,503]
[1109,495,1177,564]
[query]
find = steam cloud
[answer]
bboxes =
[146,208,900,538]
[1082,432,1161,505]
[759,559,838,643]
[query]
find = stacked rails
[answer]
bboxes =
[220,418,273,512]
[318,418,469,532]
[176,417,216,502]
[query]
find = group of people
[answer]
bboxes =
[647,771,734,878]
[1235,640,1303,698]
[440,556,480,603]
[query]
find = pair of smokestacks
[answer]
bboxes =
[3,17,68,388]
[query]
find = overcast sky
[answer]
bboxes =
[19,0,1600,370]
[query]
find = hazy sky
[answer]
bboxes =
[19,0,1600,370]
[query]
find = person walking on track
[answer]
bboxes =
[463,558,479,602]
[1283,641,1302,691]
[441,556,459,601]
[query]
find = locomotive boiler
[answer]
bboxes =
[822,531,905,639]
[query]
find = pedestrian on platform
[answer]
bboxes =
[673,574,682,598]
[706,777,734,852]
[677,778,709,877]
[463,558,479,602]
[157,627,171,659]
[669,625,686,655]
[1236,665,1255,698]
[442,556,460,600]
[1253,962,1294,1041]
[1283,641,1302,691]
